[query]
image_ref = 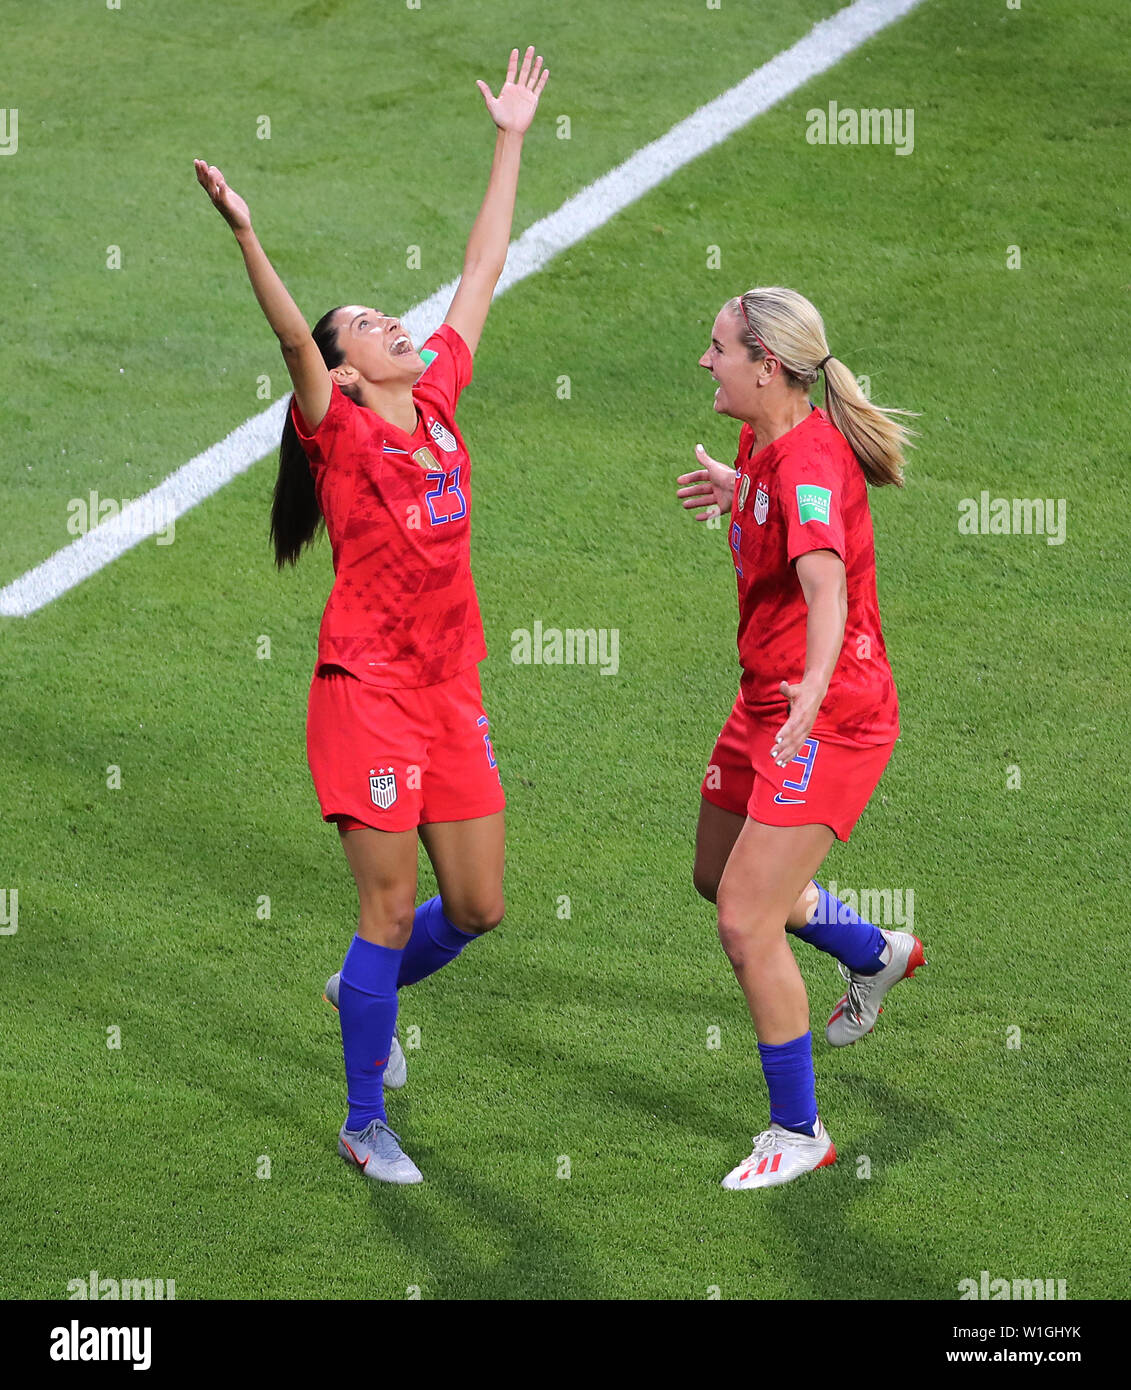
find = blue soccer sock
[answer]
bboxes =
[339,934,403,1131]
[397,895,478,989]
[791,883,887,974]
[758,1032,818,1137]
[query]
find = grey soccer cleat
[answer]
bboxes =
[826,930,927,1046]
[338,1118,423,1185]
[323,973,408,1089]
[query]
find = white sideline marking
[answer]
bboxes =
[2,0,923,617]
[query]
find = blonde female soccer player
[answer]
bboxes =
[195,47,548,1185]
[677,287,925,1190]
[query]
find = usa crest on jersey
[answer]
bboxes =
[429,419,458,453]
[754,485,770,525]
[369,767,398,809]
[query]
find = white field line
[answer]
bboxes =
[1,0,923,617]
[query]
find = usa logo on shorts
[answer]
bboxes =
[369,767,398,809]
[429,420,458,453]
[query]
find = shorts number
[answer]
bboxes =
[477,714,497,769]
[424,467,467,525]
[782,737,819,793]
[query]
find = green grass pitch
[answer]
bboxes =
[1,0,1128,1299]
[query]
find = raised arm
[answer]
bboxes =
[443,46,549,357]
[193,160,332,430]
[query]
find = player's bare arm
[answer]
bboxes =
[443,45,549,357]
[771,549,847,766]
[194,159,331,431]
[676,443,735,521]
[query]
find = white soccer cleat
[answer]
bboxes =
[721,1120,837,1190]
[826,929,927,1047]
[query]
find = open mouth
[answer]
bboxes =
[389,334,414,357]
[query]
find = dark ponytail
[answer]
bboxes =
[270,306,357,568]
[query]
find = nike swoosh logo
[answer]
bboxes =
[341,1141,369,1171]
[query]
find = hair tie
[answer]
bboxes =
[817,354,833,371]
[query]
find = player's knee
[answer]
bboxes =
[716,913,748,966]
[716,910,772,969]
[358,899,416,948]
[447,895,505,935]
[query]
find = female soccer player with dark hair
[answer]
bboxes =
[195,47,548,1185]
[676,287,925,1190]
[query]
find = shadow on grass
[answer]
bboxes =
[471,1025,955,1300]
[355,1159,603,1301]
[741,1073,956,1301]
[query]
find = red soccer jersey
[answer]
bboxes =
[291,324,487,689]
[728,407,899,747]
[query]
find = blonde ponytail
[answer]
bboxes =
[732,288,917,487]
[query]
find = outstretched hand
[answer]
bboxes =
[194,159,251,232]
[676,444,735,521]
[477,46,548,134]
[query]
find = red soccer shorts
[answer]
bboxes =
[306,663,505,833]
[701,692,895,842]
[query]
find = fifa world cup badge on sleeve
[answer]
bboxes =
[796,483,832,525]
[369,767,398,810]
